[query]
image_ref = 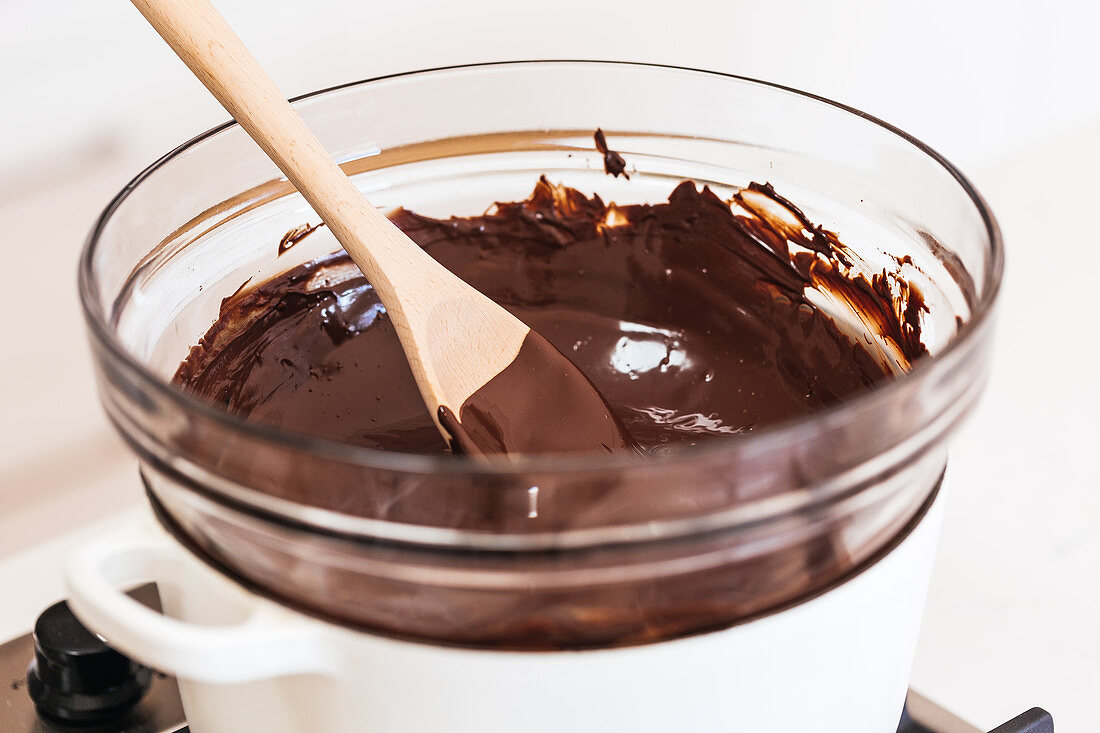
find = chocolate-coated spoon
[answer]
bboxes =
[130,0,637,457]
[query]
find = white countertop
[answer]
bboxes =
[2,1,1098,729]
[908,120,1100,730]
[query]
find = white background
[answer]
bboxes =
[1,1,1098,729]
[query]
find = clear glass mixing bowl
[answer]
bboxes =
[79,61,1001,649]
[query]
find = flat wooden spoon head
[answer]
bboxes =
[131,0,639,458]
[439,331,640,456]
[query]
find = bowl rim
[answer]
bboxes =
[78,59,1004,479]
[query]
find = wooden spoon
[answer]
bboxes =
[130,0,638,457]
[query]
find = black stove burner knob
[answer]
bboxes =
[25,599,152,725]
[989,707,1054,733]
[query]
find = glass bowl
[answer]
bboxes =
[79,61,1001,649]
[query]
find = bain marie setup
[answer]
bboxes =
[0,62,1046,732]
[158,170,933,650]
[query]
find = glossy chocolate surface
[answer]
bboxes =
[175,178,922,457]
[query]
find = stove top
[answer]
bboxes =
[0,587,1053,732]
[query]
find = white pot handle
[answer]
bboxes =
[65,524,332,684]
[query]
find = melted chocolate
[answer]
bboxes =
[277,222,321,256]
[593,128,629,178]
[175,178,922,457]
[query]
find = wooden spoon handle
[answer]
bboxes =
[130,0,440,300]
[130,0,531,419]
